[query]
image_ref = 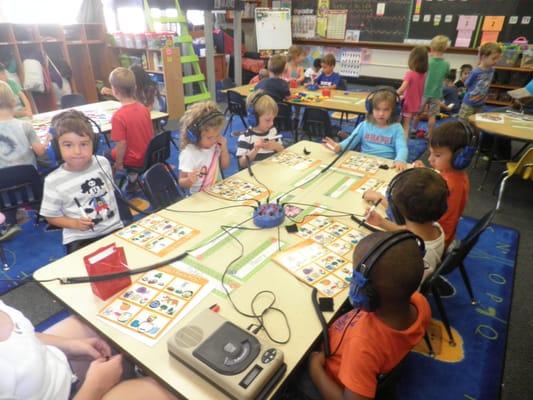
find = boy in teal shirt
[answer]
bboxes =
[421,35,450,135]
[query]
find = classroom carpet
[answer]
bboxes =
[396,217,519,400]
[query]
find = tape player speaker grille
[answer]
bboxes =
[173,325,204,348]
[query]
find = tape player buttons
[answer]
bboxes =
[261,348,277,364]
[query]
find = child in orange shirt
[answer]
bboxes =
[414,120,472,247]
[305,231,431,399]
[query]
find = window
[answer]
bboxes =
[1,0,83,24]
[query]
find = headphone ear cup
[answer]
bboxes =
[187,127,199,144]
[365,94,373,115]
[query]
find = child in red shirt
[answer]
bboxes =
[414,121,471,248]
[307,231,431,399]
[109,67,154,173]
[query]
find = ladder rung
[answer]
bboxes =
[183,74,206,84]
[156,15,187,24]
[180,55,199,63]
[185,92,212,104]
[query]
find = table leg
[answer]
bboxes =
[478,138,497,191]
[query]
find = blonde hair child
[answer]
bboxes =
[283,45,305,84]
[178,101,230,194]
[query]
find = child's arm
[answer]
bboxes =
[365,209,402,231]
[14,91,32,118]
[178,170,200,189]
[393,125,408,170]
[397,79,409,96]
[74,355,124,400]
[217,135,231,169]
[238,139,264,168]
[46,216,94,231]
[297,67,305,84]
[113,140,127,171]
[334,123,363,152]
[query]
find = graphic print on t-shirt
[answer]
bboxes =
[79,176,115,225]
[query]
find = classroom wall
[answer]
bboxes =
[359,49,479,80]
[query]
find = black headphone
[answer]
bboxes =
[247,92,268,127]
[452,119,478,170]
[349,230,425,312]
[49,110,101,164]
[365,86,402,120]
[386,168,449,225]
[186,110,225,144]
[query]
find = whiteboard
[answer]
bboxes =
[255,8,292,50]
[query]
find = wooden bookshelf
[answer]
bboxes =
[0,23,112,112]
[488,65,533,106]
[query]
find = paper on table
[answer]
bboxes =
[475,113,504,124]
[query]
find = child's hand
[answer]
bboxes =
[64,337,112,360]
[263,140,283,152]
[365,208,384,227]
[76,217,94,231]
[309,351,326,370]
[217,135,227,148]
[322,137,340,153]
[412,160,425,168]
[394,161,407,171]
[83,354,124,397]
[254,139,266,150]
[188,170,201,185]
[363,190,384,203]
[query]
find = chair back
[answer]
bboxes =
[301,108,332,139]
[60,93,87,109]
[0,165,43,214]
[226,90,247,117]
[337,78,348,91]
[143,131,171,171]
[512,147,533,180]
[143,163,183,211]
[422,209,496,291]
[274,102,293,133]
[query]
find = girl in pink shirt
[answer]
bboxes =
[397,46,428,138]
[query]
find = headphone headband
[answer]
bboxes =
[247,92,268,128]
[365,86,402,120]
[190,110,224,133]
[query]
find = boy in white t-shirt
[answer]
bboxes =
[178,101,230,194]
[363,168,448,284]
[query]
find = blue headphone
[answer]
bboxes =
[365,87,402,121]
[349,230,425,312]
[186,110,225,144]
[385,168,449,225]
[452,120,478,170]
[247,92,267,128]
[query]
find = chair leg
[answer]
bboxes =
[496,173,511,211]
[0,244,9,271]
[239,115,248,129]
[223,114,234,137]
[431,286,456,346]
[424,332,435,357]
[458,262,477,305]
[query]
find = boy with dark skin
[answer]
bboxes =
[307,231,431,400]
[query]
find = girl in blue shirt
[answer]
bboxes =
[324,89,408,170]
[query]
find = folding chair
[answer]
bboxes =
[223,90,248,136]
[421,209,496,348]
[301,108,335,140]
[274,102,297,142]
[494,147,533,211]
[143,163,184,211]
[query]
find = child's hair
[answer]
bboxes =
[445,69,457,82]
[479,42,502,57]
[179,101,225,149]
[268,54,287,75]
[246,90,278,123]
[287,45,305,62]
[258,68,269,80]
[313,58,322,69]
[430,35,450,52]
[51,110,94,141]
[460,63,473,73]
[366,89,398,125]
[353,231,424,302]
[322,53,336,67]
[130,64,159,107]
[391,169,449,223]
[109,67,136,98]
[0,81,16,109]
[408,46,428,73]
[429,120,473,154]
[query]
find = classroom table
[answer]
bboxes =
[34,141,397,399]
[31,100,169,144]
[223,84,369,115]
[469,111,533,189]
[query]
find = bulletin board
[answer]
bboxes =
[407,0,533,48]
[255,8,293,50]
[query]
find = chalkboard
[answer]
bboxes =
[407,0,532,47]
[330,0,413,43]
